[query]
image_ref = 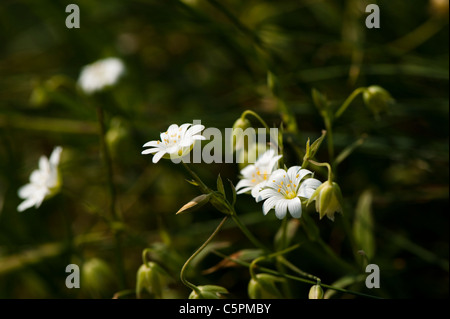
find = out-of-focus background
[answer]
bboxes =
[0,0,448,299]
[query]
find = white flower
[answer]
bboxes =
[235,149,282,198]
[256,166,322,219]
[141,123,206,163]
[78,57,125,94]
[17,146,63,212]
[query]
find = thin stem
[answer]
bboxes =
[334,87,366,119]
[324,115,334,163]
[241,110,271,132]
[182,162,210,194]
[212,250,381,299]
[180,216,229,292]
[250,243,301,280]
[231,214,268,253]
[278,256,321,283]
[308,159,333,182]
[96,105,126,289]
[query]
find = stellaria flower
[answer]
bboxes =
[256,166,322,219]
[17,146,63,212]
[235,149,282,198]
[141,123,205,163]
[78,57,125,94]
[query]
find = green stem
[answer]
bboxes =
[308,159,333,182]
[334,87,366,119]
[96,106,126,289]
[212,250,381,299]
[182,162,211,194]
[180,216,229,292]
[250,243,301,280]
[278,256,321,283]
[231,214,269,253]
[241,110,271,132]
[324,115,334,163]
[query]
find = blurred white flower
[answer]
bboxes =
[142,123,205,163]
[78,57,125,94]
[256,166,322,219]
[235,149,282,198]
[17,146,63,212]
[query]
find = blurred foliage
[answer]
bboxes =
[0,0,448,299]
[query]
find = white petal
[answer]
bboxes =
[256,188,278,202]
[297,169,313,181]
[240,164,256,178]
[152,150,167,163]
[38,156,50,173]
[49,146,62,167]
[287,197,302,218]
[287,166,302,180]
[299,178,322,199]
[235,179,254,191]
[263,196,279,215]
[167,124,179,136]
[267,155,283,172]
[274,200,288,219]
[142,140,161,148]
[141,147,162,155]
[236,186,253,194]
[18,184,37,199]
[17,197,38,212]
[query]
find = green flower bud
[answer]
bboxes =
[307,180,344,221]
[308,284,324,299]
[248,273,285,299]
[363,85,394,116]
[81,258,117,298]
[136,262,171,299]
[188,285,229,299]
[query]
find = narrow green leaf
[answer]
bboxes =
[217,174,225,197]
[227,178,237,207]
[353,189,376,261]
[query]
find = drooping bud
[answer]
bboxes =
[308,284,324,299]
[81,258,117,298]
[248,273,285,299]
[136,262,171,299]
[362,85,394,117]
[307,180,344,221]
[188,285,229,299]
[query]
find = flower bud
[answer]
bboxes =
[136,262,171,299]
[248,273,284,299]
[363,85,394,116]
[307,180,344,221]
[188,285,229,299]
[81,258,117,298]
[308,284,324,299]
[176,194,211,215]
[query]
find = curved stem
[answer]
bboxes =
[180,216,229,292]
[334,87,366,119]
[241,110,271,132]
[308,159,333,182]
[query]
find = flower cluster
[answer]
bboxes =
[236,150,322,219]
